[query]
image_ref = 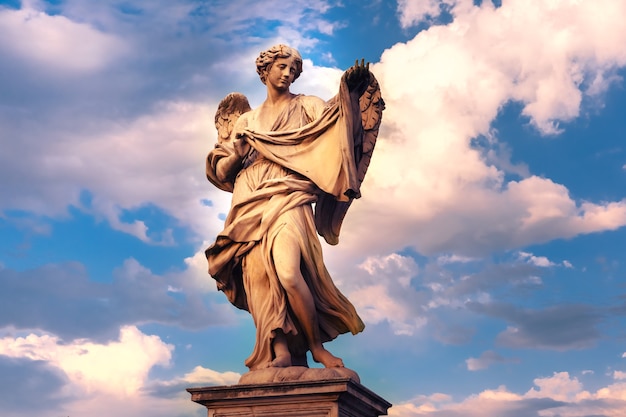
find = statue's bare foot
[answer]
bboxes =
[311,347,344,368]
[269,353,292,368]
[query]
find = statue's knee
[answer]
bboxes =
[274,264,300,289]
[272,230,302,289]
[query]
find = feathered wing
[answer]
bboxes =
[206,93,252,192]
[214,92,252,144]
[315,72,385,245]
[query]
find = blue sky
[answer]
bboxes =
[1,0,626,416]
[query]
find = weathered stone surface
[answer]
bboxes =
[238,366,360,385]
[204,44,383,371]
[187,377,391,417]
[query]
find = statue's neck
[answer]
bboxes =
[265,87,294,105]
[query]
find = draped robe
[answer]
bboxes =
[205,81,365,370]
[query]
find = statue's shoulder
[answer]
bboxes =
[296,94,326,119]
[296,94,325,107]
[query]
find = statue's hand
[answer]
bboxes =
[233,132,251,158]
[344,59,370,96]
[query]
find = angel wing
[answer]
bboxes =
[206,93,252,193]
[315,72,385,245]
[214,92,252,143]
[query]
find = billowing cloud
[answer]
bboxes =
[517,251,555,268]
[0,3,127,74]
[348,254,427,335]
[0,325,223,417]
[390,371,626,417]
[333,0,626,260]
[1,1,626,415]
[145,366,240,398]
[0,0,347,251]
[0,326,172,396]
[4,0,626,263]
[336,252,553,342]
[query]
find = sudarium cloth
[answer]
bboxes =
[205,80,365,370]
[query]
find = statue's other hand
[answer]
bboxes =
[233,134,251,158]
[344,59,370,96]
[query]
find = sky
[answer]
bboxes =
[1,0,626,416]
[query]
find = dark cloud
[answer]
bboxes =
[466,301,602,350]
[0,356,71,414]
[443,262,543,298]
[466,349,520,370]
[0,260,235,342]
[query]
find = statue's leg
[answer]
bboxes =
[272,224,344,368]
[243,245,290,369]
[270,330,292,367]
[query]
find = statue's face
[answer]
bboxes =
[265,56,298,91]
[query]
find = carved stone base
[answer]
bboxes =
[238,366,361,385]
[187,372,391,417]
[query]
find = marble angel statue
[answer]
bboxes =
[205,44,384,372]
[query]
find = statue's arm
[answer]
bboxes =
[214,114,251,182]
[207,114,251,191]
[214,147,243,184]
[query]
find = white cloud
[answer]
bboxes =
[3,0,626,264]
[391,371,626,417]
[0,323,242,417]
[332,0,626,260]
[396,0,463,28]
[518,251,555,267]
[389,392,453,415]
[0,3,127,74]
[0,99,227,245]
[349,254,426,335]
[525,372,586,402]
[0,326,172,396]
[171,248,220,294]
[77,102,225,242]
[151,365,240,388]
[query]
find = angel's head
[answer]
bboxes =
[256,44,303,85]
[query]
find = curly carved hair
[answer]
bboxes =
[256,44,303,85]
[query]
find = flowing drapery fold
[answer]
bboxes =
[205,79,365,370]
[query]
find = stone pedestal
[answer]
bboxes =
[187,377,391,417]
